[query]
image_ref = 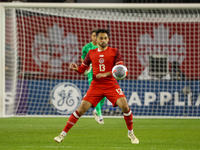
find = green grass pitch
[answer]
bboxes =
[0,117,200,150]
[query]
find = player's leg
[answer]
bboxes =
[87,71,105,124]
[104,83,139,144]
[94,97,106,124]
[87,72,100,123]
[87,72,93,86]
[96,97,106,116]
[54,83,103,143]
[100,97,106,107]
[54,100,92,143]
[115,97,139,144]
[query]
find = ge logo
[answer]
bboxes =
[51,82,81,114]
[99,58,104,64]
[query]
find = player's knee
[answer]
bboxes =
[116,97,129,112]
[77,100,92,116]
[121,105,129,112]
[77,107,88,116]
[77,108,85,116]
[119,102,129,112]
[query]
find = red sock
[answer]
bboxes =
[63,111,80,133]
[123,109,133,130]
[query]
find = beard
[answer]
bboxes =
[98,42,107,48]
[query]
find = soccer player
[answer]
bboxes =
[81,28,106,124]
[54,29,139,144]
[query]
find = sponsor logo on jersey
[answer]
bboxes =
[99,55,104,57]
[51,82,81,114]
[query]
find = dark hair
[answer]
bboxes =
[90,28,98,35]
[96,29,110,37]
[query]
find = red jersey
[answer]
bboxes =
[77,47,123,84]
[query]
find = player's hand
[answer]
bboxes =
[70,63,78,71]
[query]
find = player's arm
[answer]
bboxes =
[114,49,124,65]
[70,52,91,74]
[96,72,111,79]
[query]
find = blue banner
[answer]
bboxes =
[122,80,200,117]
[17,79,200,116]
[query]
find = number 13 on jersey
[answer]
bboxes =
[99,64,105,72]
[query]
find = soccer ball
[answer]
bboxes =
[112,65,128,80]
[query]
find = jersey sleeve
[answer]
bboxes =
[77,52,92,74]
[114,49,124,65]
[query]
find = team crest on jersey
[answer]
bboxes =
[51,82,81,114]
[99,58,104,64]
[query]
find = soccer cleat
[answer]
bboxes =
[98,119,105,124]
[128,132,139,144]
[93,111,104,124]
[54,133,65,143]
